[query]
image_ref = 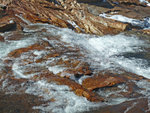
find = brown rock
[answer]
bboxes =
[32,74,104,102]
[1,0,131,36]
[82,73,125,91]
[57,61,92,78]
[86,98,149,113]
[0,35,4,41]
[82,91,90,99]
[0,16,16,32]
[142,29,150,35]
[8,41,50,58]
[108,0,145,6]
[75,89,84,96]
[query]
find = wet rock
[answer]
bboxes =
[84,98,149,113]
[0,92,44,113]
[5,31,28,41]
[32,75,104,102]
[0,16,16,32]
[0,35,4,41]
[8,41,50,58]
[58,61,92,78]
[108,71,146,81]
[119,82,142,98]
[82,73,125,91]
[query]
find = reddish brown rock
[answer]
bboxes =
[8,41,50,58]
[0,35,4,41]
[111,71,146,81]
[54,60,92,78]
[32,74,104,102]
[82,73,125,91]
[0,0,131,35]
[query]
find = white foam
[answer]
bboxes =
[116,58,150,78]
[78,75,91,84]
[48,66,66,74]
[99,13,144,27]
[15,14,32,25]
[9,20,14,24]
[88,34,145,57]
[99,13,150,28]
[97,84,130,105]
[3,21,149,81]
[0,18,149,112]
[0,37,37,58]
[1,79,9,89]
[67,20,80,29]
[12,62,29,78]
[55,28,150,78]
[147,3,150,6]
[33,50,46,56]
[144,17,150,29]
[139,0,150,6]
[136,80,150,112]
[25,80,101,113]
[87,35,150,78]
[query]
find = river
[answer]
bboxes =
[0,18,150,113]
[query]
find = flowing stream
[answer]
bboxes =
[0,20,150,113]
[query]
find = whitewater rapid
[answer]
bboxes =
[0,20,150,113]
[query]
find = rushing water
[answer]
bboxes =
[0,20,150,113]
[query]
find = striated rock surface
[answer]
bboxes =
[0,0,131,35]
[0,0,149,35]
